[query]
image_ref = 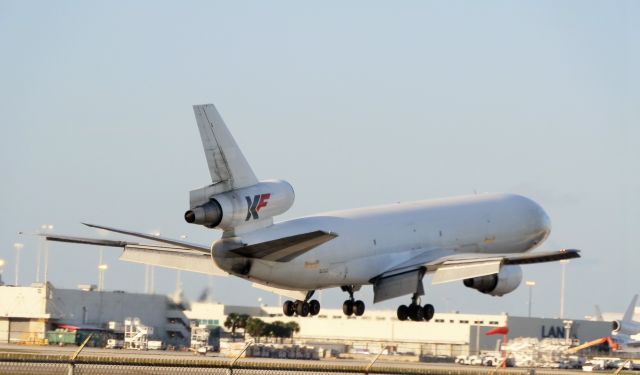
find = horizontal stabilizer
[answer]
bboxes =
[230,230,337,262]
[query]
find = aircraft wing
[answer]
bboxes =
[44,225,227,276]
[374,249,580,286]
[369,248,579,303]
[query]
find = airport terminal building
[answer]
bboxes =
[0,283,611,356]
[0,283,190,347]
[186,302,611,356]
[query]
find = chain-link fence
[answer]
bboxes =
[0,352,552,375]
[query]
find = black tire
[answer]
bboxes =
[408,304,424,321]
[354,300,365,316]
[309,300,321,316]
[283,300,295,317]
[342,300,354,316]
[296,301,310,317]
[422,304,435,321]
[397,305,409,321]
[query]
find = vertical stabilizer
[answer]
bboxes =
[193,104,258,190]
[594,305,604,321]
[623,294,639,322]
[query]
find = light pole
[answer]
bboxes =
[14,243,24,285]
[560,260,569,319]
[526,280,536,317]
[97,263,108,291]
[0,258,5,285]
[144,231,161,294]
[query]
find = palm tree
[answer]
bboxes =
[285,321,300,343]
[237,314,250,339]
[224,313,240,341]
[245,318,266,343]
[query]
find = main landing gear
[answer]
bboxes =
[282,291,320,317]
[396,293,435,322]
[341,285,365,317]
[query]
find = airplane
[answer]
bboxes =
[45,104,580,321]
[595,295,640,348]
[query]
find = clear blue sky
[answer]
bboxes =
[1,1,638,319]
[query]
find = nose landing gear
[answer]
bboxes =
[396,293,435,322]
[282,291,320,317]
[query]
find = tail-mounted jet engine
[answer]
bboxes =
[612,320,640,336]
[463,265,523,296]
[185,180,295,229]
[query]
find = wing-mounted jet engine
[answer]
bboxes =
[463,265,522,296]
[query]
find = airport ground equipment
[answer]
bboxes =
[566,336,619,354]
[45,104,580,320]
[124,317,153,350]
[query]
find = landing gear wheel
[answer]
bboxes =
[353,300,365,316]
[283,300,295,317]
[408,304,424,321]
[397,305,409,321]
[422,304,435,321]
[309,300,321,316]
[295,301,310,317]
[342,300,354,316]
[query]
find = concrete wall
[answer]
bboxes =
[0,318,9,343]
[49,288,170,336]
[0,285,50,319]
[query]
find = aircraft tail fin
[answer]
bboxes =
[193,104,258,191]
[594,305,604,321]
[623,294,639,322]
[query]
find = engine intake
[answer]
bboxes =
[463,265,523,296]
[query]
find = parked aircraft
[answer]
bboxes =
[46,104,580,321]
[595,295,640,348]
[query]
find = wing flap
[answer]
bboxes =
[373,269,425,303]
[431,260,501,285]
[375,249,581,286]
[121,245,226,276]
[250,283,308,301]
[230,230,337,262]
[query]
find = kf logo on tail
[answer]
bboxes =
[245,193,271,221]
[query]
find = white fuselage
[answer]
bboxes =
[212,193,551,291]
